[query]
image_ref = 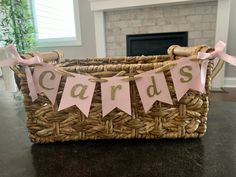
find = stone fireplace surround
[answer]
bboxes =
[104,1,217,57]
[89,0,231,88]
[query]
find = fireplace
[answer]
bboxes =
[126,32,188,56]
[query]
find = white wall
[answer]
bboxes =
[225,0,236,77]
[37,0,97,58]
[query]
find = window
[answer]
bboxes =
[31,0,81,47]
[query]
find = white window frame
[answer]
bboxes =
[31,0,82,47]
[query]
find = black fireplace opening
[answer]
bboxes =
[126,32,188,56]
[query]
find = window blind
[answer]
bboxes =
[33,0,76,40]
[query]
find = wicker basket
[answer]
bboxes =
[14,45,215,143]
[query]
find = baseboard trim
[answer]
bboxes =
[224,77,236,88]
[210,87,226,92]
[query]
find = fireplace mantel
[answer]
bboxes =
[89,0,217,11]
[89,0,231,89]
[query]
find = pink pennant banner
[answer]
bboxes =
[101,76,131,117]
[58,73,96,117]
[2,41,236,116]
[135,69,173,113]
[33,65,62,105]
[170,58,202,101]
[0,44,42,101]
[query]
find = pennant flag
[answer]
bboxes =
[170,58,202,101]
[135,69,173,113]
[58,73,96,117]
[33,65,62,104]
[101,76,131,117]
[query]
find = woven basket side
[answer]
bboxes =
[57,55,170,67]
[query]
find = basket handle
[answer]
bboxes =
[168,45,222,79]
[21,50,64,63]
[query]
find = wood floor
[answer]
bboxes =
[209,88,236,102]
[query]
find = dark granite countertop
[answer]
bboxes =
[0,92,236,177]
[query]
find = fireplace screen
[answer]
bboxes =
[126,32,188,56]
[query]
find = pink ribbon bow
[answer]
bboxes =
[197,41,236,92]
[198,41,236,66]
[0,44,42,101]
